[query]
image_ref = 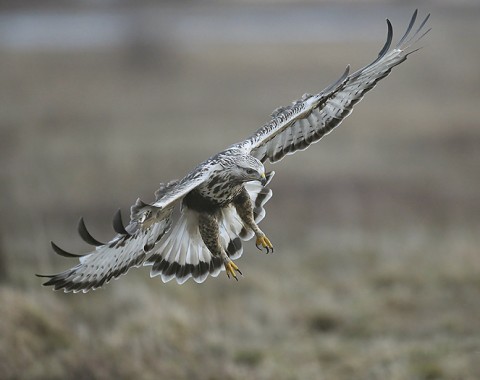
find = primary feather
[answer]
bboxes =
[240,10,430,163]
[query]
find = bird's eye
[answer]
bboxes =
[246,168,256,175]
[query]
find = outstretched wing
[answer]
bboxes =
[37,164,214,293]
[240,10,430,163]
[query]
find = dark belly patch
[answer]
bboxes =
[183,189,222,214]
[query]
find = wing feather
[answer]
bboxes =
[38,164,215,292]
[239,10,430,163]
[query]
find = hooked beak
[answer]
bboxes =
[260,172,267,186]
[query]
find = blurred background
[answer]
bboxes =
[1,0,480,379]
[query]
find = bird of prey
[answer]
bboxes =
[38,10,430,292]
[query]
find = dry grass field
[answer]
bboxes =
[1,3,480,379]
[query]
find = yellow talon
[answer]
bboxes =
[256,235,274,254]
[225,260,242,281]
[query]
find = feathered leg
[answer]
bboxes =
[198,212,242,280]
[233,189,274,253]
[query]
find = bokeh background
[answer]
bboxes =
[1,1,480,379]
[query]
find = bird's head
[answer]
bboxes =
[227,154,266,185]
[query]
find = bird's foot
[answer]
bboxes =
[256,235,274,254]
[224,260,242,281]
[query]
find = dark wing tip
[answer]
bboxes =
[396,10,417,47]
[322,64,351,95]
[341,64,350,83]
[78,217,104,246]
[379,19,393,58]
[35,273,54,278]
[338,64,350,83]
[351,17,392,78]
[112,209,131,236]
[397,10,431,50]
[50,241,84,258]
[413,13,431,42]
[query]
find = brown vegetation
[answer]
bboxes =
[1,3,479,379]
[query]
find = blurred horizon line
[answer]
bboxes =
[0,4,444,51]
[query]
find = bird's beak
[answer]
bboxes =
[260,172,267,186]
